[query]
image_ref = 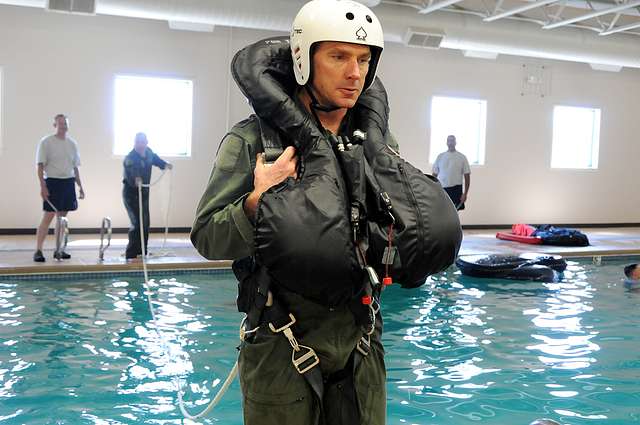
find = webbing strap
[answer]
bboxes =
[265,302,326,423]
[258,117,284,163]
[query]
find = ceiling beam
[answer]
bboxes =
[484,0,559,22]
[418,0,465,15]
[543,0,640,29]
[599,20,640,35]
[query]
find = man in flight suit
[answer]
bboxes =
[192,1,390,423]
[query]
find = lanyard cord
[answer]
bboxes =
[136,181,238,420]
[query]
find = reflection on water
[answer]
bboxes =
[384,260,640,424]
[0,275,242,424]
[1,262,640,424]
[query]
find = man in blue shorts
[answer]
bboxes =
[34,114,85,262]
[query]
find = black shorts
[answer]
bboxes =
[444,184,465,210]
[43,178,78,212]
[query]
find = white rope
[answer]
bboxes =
[140,168,174,256]
[141,168,167,188]
[45,198,69,255]
[136,182,238,420]
[45,198,59,213]
[161,168,172,250]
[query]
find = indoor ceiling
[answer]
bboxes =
[384,0,640,37]
[1,0,640,69]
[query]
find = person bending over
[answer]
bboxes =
[122,132,172,260]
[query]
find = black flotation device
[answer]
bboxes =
[533,225,590,247]
[231,37,461,305]
[456,253,567,282]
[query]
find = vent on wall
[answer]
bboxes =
[403,27,445,49]
[46,0,96,15]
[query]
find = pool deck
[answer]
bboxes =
[0,227,639,276]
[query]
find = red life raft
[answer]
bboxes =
[496,224,542,245]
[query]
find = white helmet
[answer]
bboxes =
[290,0,384,91]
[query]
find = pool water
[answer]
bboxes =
[1,259,640,424]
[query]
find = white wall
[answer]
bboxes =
[381,45,640,225]
[0,4,638,229]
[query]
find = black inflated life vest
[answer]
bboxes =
[231,36,462,306]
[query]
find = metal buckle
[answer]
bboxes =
[356,335,371,356]
[292,345,320,374]
[370,297,381,315]
[268,313,320,374]
[365,266,380,288]
[268,313,296,333]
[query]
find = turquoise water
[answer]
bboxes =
[1,260,640,424]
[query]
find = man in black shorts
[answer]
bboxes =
[34,114,85,262]
[432,135,471,211]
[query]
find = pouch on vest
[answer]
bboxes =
[356,81,463,288]
[252,121,364,307]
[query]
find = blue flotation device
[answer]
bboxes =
[533,225,590,247]
[456,253,567,282]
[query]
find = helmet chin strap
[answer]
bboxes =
[305,85,341,113]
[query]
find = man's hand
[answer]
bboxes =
[40,185,49,201]
[460,193,467,204]
[244,146,298,218]
[78,187,85,200]
[166,163,174,170]
[254,146,297,193]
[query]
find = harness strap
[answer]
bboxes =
[241,265,271,342]
[258,117,285,163]
[263,300,326,424]
[239,264,380,424]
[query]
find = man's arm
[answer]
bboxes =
[152,152,172,170]
[191,131,259,260]
[191,124,296,260]
[37,163,48,200]
[460,155,471,203]
[74,167,85,199]
[431,156,440,178]
[460,173,470,203]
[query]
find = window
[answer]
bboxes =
[429,96,487,165]
[113,75,193,156]
[0,66,3,153]
[551,105,600,169]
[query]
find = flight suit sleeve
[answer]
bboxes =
[151,152,168,170]
[190,130,258,260]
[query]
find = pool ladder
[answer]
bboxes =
[98,217,112,261]
[54,216,69,259]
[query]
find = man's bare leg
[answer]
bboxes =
[36,211,56,251]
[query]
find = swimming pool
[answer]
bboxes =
[1,259,639,424]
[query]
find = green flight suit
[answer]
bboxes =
[191,116,388,425]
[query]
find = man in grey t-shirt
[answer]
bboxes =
[432,134,471,211]
[33,114,85,262]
